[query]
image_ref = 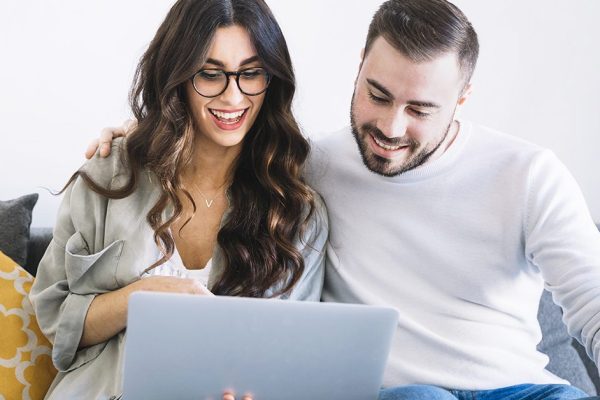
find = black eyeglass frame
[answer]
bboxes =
[190,67,271,98]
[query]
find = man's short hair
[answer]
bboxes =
[364,0,479,87]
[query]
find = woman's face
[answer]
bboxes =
[186,25,267,153]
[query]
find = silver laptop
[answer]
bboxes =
[123,292,398,400]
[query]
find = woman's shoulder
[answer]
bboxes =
[310,189,328,221]
[301,188,329,246]
[79,137,131,188]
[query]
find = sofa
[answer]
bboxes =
[23,226,600,396]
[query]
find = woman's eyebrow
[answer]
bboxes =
[204,55,260,68]
[239,55,260,66]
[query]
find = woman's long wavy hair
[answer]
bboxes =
[67,0,316,297]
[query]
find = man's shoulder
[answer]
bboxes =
[312,126,353,147]
[461,122,572,188]
[306,127,355,182]
[306,127,348,161]
[309,126,355,164]
[469,121,542,151]
[466,121,549,163]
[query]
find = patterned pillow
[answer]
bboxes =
[0,251,57,400]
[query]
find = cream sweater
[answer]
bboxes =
[306,121,600,389]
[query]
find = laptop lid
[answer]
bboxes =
[123,292,398,400]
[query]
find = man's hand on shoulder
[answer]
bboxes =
[85,119,137,159]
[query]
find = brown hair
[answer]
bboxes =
[65,0,316,298]
[364,0,479,86]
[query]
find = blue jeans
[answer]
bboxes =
[379,384,599,400]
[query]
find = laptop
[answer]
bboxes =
[123,292,398,400]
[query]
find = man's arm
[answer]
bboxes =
[525,150,600,365]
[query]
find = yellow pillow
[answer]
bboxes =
[0,251,57,400]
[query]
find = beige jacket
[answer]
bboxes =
[30,140,329,399]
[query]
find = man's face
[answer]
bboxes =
[351,36,470,176]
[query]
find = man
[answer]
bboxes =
[89,1,600,399]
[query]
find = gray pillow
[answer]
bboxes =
[0,193,38,266]
[537,290,597,395]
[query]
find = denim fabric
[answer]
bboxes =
[379,384,599,400]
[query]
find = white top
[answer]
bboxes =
[306,121,600,390]
[146,249,213,287]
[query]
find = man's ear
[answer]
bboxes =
[358,48,365,72]
[354,48,366,87]
[457,83,473,106]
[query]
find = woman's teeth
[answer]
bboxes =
[210,109,246,123]
[373,136,403,151]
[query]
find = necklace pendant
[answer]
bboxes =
[205,199,214,208]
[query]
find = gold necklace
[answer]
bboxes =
[196,189,217,208]
[191,181,229,209]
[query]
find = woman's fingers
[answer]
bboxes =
[222,392,235,400]
[222,392,253,400]
[134,276,214,296]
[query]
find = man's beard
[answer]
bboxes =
[350,98,453,177]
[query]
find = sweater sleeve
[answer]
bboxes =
[524,150,600,366]
[29,140,127,371]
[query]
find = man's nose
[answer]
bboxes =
[381,108,407,138]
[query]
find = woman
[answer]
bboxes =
[30,0,328,398]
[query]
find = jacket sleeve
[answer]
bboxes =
[525,150,600,367]
[29,141,127,372]
[287,192,329,301]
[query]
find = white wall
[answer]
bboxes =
[1,1,599,227]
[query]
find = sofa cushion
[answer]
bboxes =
[537,290,596,395]
[0,194,38,266]
[0,250,57,399]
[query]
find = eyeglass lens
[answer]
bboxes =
[193,68,269,97]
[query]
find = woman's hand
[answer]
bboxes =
[85,118,137,159]
[223,392,253,400]
[79,275,212,348]
[131,275,214,296]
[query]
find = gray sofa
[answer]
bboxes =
[25,227,600,396]
[26,227,53,277]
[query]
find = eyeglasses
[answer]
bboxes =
[191,67,271,98]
